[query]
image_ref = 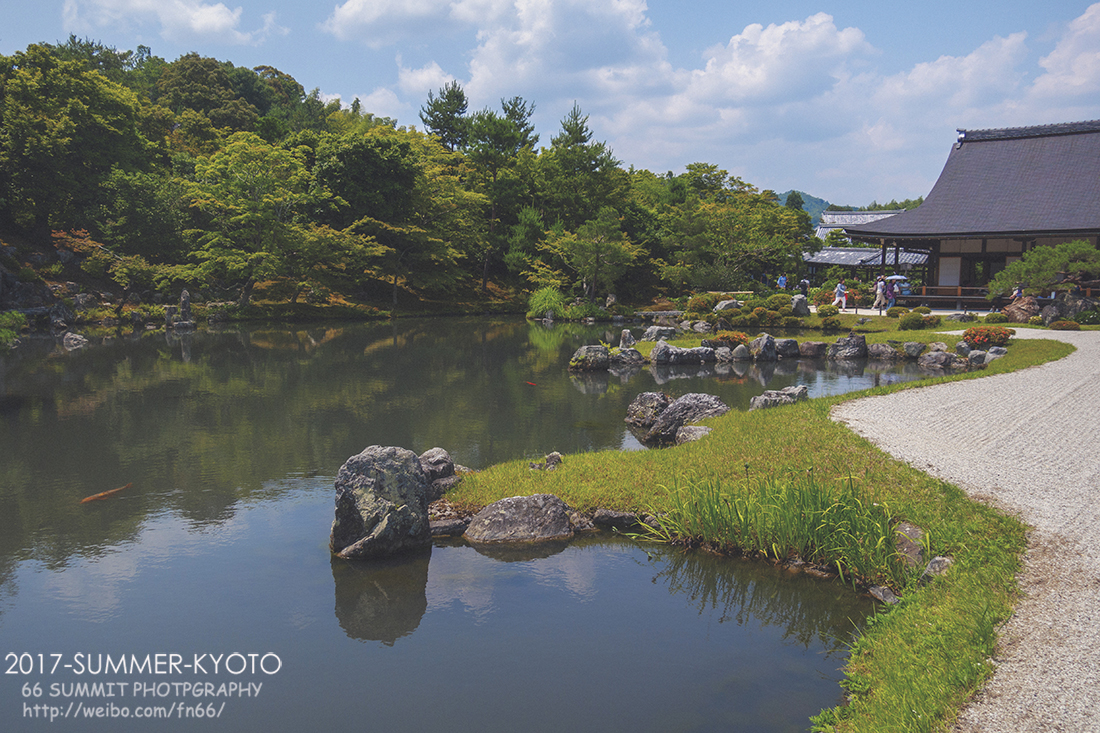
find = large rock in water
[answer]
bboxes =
[645,393,729,445]
[828,334,868,360]
[330,446,434,559]
[569,345,610,371]
[464,494,574,544]
[625,391,672,429]
[749,385,808,410]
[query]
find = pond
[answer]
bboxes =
[0,318,915,731]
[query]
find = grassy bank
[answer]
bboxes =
[447,334,1074,731]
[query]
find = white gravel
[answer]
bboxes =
[830,329,1100,733]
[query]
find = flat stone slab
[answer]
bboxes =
[464,494,574,544]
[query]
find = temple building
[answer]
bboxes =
[843,120,1100,307]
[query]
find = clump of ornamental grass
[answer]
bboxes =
[635,471,907,589]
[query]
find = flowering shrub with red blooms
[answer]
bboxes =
[1049,320,1081,331]
[711,330,751,348]
[963,325,1015,349]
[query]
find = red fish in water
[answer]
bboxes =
[525,381,537,386]
[80,483,132,504]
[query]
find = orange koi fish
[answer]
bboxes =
[80,483,132,504]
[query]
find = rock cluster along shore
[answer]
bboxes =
[569,330,1008,374]
[329,444,957,607]
[328,445,658,556]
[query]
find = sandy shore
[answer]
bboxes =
[830,329,1100,732]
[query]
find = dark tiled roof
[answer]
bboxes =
[815,210,903,239]
[846,120,1100,240]
[804,247,927,267]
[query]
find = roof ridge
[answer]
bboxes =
[957,119,1100,142]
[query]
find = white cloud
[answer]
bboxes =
[1032,2,1100,98]
[62,0,287,45]
[353,88,408,122]
[321,3,1100,203]
[321,0,458,46]
[396,58,455,98]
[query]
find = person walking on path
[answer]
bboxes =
[873,276,887,312]
[832,280,847,310]
[832,330,1100,733]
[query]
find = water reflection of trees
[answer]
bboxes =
[647,545,869,656]
[0,318,929,581]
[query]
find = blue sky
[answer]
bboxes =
[3,1,1099,205]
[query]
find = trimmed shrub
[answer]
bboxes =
[767,293,790,310]
[984,312,1009,324]
[817,304,840,318]
[1028,316,1044,326]
[782,317,803,329]
[1049,319,1081,330]
[922,314,941,328]
[898,312,925,330]
[962,325,1014,349]
[912,306,932,314]
[564,301,604,320]
[820,316,842,331]
[743,298,767,312]
[709,330,751,348]
[886,306,909,318]
[687,292,720,313]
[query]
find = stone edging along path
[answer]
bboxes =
[830,329,1100,733]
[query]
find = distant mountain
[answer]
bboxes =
[778,190,830,225]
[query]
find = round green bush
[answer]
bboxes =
[767,293,790,310]
[984,312,1009,323]
[898,312,925,330]
[1049,319,1081,330]
[781,317,803,329]
[743,298,766,312]
[1028,316,1044,326]
[886,306,909,318]
[817,304,840,318]
[820,315,842,331]
[912,306,932,314]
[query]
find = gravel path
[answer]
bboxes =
[830,329,1100,733]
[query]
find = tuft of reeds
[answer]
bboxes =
[636,471,905,588]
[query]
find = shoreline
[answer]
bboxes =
[832,329,1099,732]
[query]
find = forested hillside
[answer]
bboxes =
[0,37,822,313]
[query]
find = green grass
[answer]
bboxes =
[448,334,1073,732]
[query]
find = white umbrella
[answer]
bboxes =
[885,274,908,280]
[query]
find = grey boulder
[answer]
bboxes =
[464,494,574,544]
[330,446,434,559]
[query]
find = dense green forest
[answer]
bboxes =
[0,37,844,313]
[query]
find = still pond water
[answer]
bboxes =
[0,318,925,732]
